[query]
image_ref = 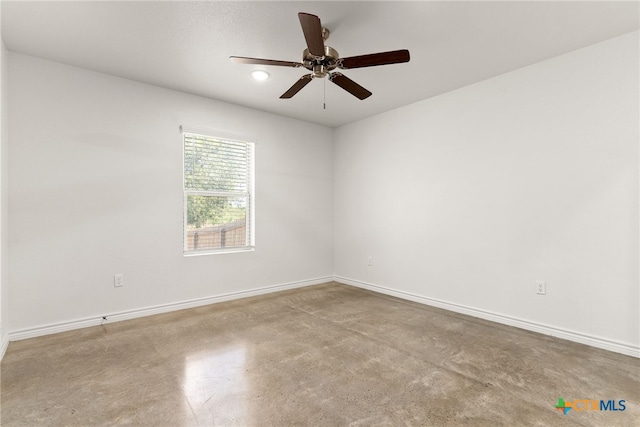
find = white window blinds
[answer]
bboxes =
[182,129,255,254]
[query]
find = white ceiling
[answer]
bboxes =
[2,1,638,128]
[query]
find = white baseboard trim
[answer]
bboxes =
[0,332,8,360]
[8,276,333,343]
[335,276,640,358]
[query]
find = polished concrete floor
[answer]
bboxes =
[1,283,639,426]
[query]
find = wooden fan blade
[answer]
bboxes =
[339,49,410,69]
[230,56,302,68]
[329,73,372,100]
[298,12,325,57]
[280,74,314,99]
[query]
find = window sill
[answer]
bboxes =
[183,247,255,257]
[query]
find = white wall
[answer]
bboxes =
[8,53,333,333]
[0,9,9,356]
[334,32,639,355]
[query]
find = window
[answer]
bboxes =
[182,127,255,254]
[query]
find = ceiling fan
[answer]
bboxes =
[230,12,410,100]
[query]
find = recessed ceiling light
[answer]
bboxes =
[251,70,270,81]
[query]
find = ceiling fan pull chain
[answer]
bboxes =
[323,78,326,110]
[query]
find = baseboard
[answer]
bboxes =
[8,276,333,342]
[0,332,8,360]
[334,276,640,358]
[9,275,638,359]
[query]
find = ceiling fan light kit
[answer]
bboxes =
[251,70,270,81]
[230,12,410,100]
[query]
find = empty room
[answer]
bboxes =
[0,1,638,426]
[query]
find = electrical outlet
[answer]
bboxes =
[114,274,124,287]
[536,280,546,295]
[367,256,374,267]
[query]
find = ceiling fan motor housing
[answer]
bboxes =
[303,45,339,78]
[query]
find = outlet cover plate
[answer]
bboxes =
[114,274,124,287]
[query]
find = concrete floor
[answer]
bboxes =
[1,282,638,426]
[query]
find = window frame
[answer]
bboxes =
[181,125,255,256]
